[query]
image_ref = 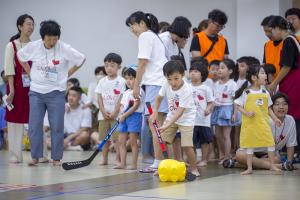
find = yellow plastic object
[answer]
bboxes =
[158,159,186,182]
[23,134,30,151]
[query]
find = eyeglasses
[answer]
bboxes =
[212,21,225,29]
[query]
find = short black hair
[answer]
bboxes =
[237,56,260,66]
[40,20,61,40]
[104,53,122,65]
[285,8,300,19]
[268,15,289,30]
[163,60,185,77]
[191,56,208,66]
[189,61,209,82]
[209,59,221,66]
[262,63,276,75]
[94,66,106,75]
[67,78,80,87]
[272,92,290,106]
[123,67,136,78]
[168,16,192,38]
[208,9,228,25]
[68,86,83,96]
[261,15,275,26]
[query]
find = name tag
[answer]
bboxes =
[22,74,31,87]
[45,70,58,82]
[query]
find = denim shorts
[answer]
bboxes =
[144,85,168,115]
[211,105,235,126]
[118,112,143,133]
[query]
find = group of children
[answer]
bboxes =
[90,48,283,176]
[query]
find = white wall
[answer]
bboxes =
[0,0,290,86]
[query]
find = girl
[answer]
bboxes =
[4,14,34,163]
[211,58,237,164]
[116,65,144,170]
[234,65,281,175]
[126,11,168,172]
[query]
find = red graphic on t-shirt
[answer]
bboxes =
[197,95,204,101]
[222,93,228,98]
[113,89,120,95]
[52,60,60,65]
[175,100,179,108]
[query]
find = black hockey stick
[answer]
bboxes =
[62,101,133,170]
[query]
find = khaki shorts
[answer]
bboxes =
[162,123,193,147]
[98,119,119,141]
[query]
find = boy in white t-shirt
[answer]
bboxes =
[115,65,144,170]
[95,53,126,166]
[189,62,214,167]
[150,60,200,177]
[44,86,92,150]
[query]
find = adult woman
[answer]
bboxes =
[268,16,300,157]
[17,20,86,166]
[126,11,168,171]
[4,14,34,163]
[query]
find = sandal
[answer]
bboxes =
[139,167,157,173]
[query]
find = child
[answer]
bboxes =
[189,62,214,166]
[150,60,200,177]
[203,60,220,89]
[115,65,144,170]
[234,64,282,175]
[95,53,126,166]
[0,93,7,150]
[262,63,276,85]
[211,58,237,164]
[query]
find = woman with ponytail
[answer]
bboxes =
[126,11,168,172]
[4,14,34,163]
[267,16,300,158]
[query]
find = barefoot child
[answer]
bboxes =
[116,65,144,170]
[150,60,200,177]
[189,61,214,167]
[234,64,282,175]
[95,53,126,166]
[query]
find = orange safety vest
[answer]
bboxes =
[196,31,226,63]
[297,35,300,43]
[264,40,283,78]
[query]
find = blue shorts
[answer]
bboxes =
[193,126,213,145]
[211,105,235,126]
[144,85,168,115]
[118,112,143,133]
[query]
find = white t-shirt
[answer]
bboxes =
[17,39,85,94]
[203,78,215,90]
[159,31,179,61]
[138,31,168,86]
[87,79,100,108]
[234,88,273,108]
[213,79,237,106]
[121,89,145,113]
[271,115,298,151]
[44,104,92,134]
[159,80,196,126]
[94,76,126,120]
[190,84,214,127]
[236,78,247,90]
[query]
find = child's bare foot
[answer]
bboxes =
[191,169,200,177]
[98,160,108,165]
[270,165,282,172]
[240,169,252,175]
[197,161,208,167]
[127,165,137,170]
[113,164,125,169]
